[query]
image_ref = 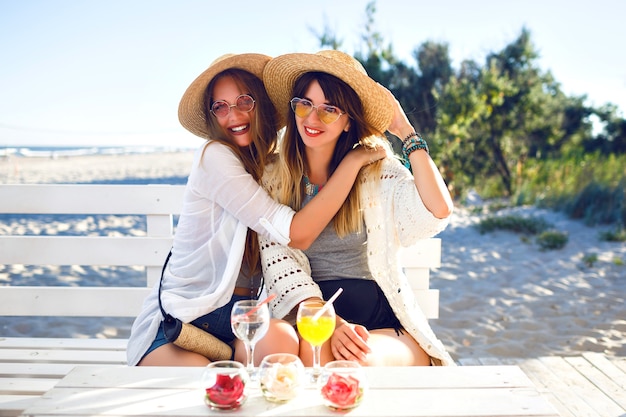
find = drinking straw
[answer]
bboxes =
[241,293,276,318]
[312,288,343,321]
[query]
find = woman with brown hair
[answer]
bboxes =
[260,50,455,366]
[127,53,386,367]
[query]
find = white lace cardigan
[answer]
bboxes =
[259,155,456,366]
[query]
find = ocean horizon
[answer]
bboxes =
[0,146,195,185]
[0,145,195,159]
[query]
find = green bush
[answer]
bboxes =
[582,253,598,267]
[564,181,625,226]
[486,201,510,212]
[514,153,626,226]
[536,230,568,250]
[598,227,626,242]
[476,214,551,235]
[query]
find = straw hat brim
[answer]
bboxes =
[178,53,271,140]
[263,50,393,134]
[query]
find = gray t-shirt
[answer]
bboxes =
[302,196,373,282]
[235,262,262,290]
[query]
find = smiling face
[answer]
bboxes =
[210,75,255,148]
[295,80,350,156]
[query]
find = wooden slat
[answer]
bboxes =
[485,357,579,417]
[25,387,556,417]
[398,238,441,268]
[0,338,127,351]
[56,366,202,389]
[611,357,626,374]
[0,364,132,417]
[0,363,79,379]
[537,356,624,416]
[509,356,624,417]
[0,287,151,317]
[146,265,162,286]
[0,395,38,417]
[57,365,533,389]
[564,356,626,409]
[0,377,58,395]
[0,236,172,265]
[581,352,626,389]
[414,289,439,319]
[146,214,175,237]
[403,268,430,290]
[0,184,185,214]
[460,356,626,417]
[0,348,126,365]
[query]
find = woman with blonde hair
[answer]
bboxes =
[260,50,455,366]
[127,52,386,367]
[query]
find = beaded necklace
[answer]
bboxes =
[303,175,324,196]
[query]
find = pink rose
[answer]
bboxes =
[206,374,245,406]
[321,373,360,407]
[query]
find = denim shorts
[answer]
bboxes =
[142,294,249,359]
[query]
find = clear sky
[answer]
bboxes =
[1,0,624,148]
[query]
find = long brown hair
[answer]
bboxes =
[276,72,387,236]
[200,68,280,277]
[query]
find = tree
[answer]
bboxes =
[408,41,453,134]
[468,28,579,196]
[308,4,625,203]
[587,104,626,154]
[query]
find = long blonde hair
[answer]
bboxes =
[200,69,280,277]
[276,72,389,237]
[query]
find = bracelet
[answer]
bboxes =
[402,135,429,157]
[402,131,420,145]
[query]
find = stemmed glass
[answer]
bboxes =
[296,300,336,382]
[230,299,270,378]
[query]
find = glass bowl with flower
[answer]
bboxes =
[259,353,306,402]
[201,360,249,410]
[319,360,367,411]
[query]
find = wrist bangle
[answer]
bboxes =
[402,135,429,168]
[403,131,419,141]
[402,131,420,145]
[402,136,429,156]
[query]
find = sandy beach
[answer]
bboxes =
[1,150,624,361]
[431,204,625,359]
[0,150,195,185]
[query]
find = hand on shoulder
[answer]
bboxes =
[346,143,389,168]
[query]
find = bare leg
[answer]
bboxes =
[233,318,300,366]
[138,343,210,366]
[140,318,298,367]
[361,328,431,366]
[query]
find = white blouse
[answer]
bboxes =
[127,142,295,366]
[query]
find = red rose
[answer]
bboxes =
[206,374,245,406]
[321,373,360,407]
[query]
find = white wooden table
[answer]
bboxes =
[20,365,558,417]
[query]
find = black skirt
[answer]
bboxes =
[317,279,403,332]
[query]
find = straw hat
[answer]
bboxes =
[263,50,393,134]
[178,53,271,139]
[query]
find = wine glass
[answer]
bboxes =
[296,300,336,382]
[230,299,270,378]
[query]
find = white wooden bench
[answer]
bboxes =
[0,183,442,417]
